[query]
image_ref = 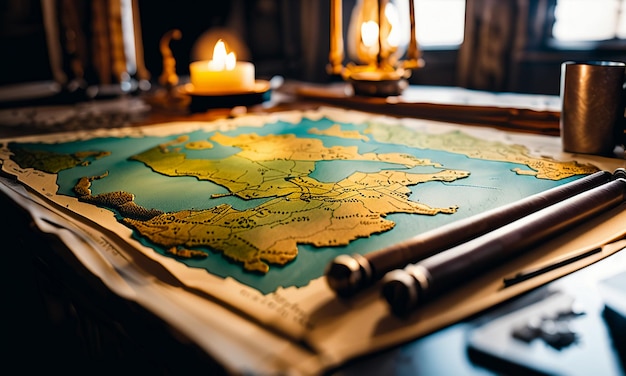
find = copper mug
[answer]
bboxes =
[560,61,626,156]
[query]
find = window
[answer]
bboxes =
[415,0,466,47]
[552,0,626,41]
[459,0,626,94]
[405,0,466,87]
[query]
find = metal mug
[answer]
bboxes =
[560,61,626,156]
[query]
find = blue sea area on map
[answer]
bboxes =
[14,117,579,294]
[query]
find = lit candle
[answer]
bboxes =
[189,39,255,93]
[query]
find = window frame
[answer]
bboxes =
[509,0,626,94]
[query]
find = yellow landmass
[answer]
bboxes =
[124,169,467,273]
[131,132,442,200]
[158,135,189,153]
[211,132,425,167]
[308,123,370,141]
[185,140,214,150]
[364,124,598,179]
[166,247,209,259]
[125,132,471,272]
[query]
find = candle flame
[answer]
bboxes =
[225,51,236,70]
[361,21,379,48]
[209,39,237,71]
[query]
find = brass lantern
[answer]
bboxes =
[329,0,423,97]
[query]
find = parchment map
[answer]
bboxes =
[2,110,597,293]
[4,108,623,375]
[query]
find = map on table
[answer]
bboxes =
[0,108,597,295]
[5,107,620,374]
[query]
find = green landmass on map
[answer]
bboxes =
[9,147,110,174]
[8,121,599,274]
[364,124,598,179]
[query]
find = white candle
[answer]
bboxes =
[189,39,255,93]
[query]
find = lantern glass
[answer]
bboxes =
[346,0,410,67]
[329,0,423,97]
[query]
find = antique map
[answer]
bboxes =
[1,108,623,374]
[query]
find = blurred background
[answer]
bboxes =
[1,0,626,97]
